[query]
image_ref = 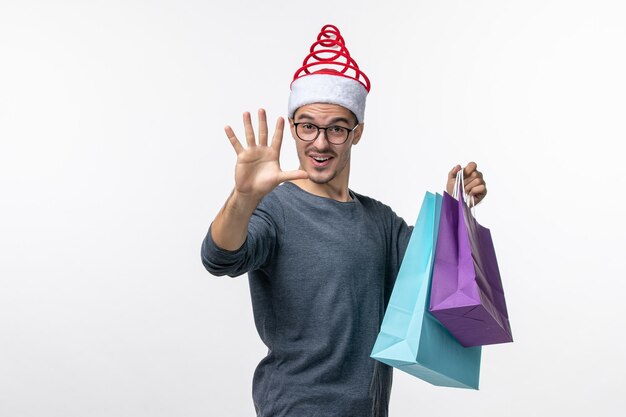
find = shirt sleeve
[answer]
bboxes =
[394,219,413,267]
[383,205,414,302]
[200,194,282,278]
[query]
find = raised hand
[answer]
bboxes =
[225,109,308,201]
[446,162,487,205]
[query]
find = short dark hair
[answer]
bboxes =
[293,105,358,126]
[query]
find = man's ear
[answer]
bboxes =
[352,123,364,145]
[288,118,296,139]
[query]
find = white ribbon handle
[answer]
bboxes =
[453,169,477,220]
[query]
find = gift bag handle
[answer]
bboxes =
[453,169,477,220]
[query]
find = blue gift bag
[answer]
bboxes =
[370,192,481,389]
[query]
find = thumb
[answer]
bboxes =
[278,169,309,183]
[448,164,462,180]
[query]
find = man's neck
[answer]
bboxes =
[290,178,352,202]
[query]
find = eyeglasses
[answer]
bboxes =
[293,122,359,145]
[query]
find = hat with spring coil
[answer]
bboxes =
[288,24,370,123]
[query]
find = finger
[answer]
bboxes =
[465,170,483,184]
[271,117,286,156]
[258,108,268,146]
[448,164,462,180]
[278,169,309,183]
[468,184,487,204]
[464,177,485,194]
[463,161,478,178]
[243,111,256,147]
[224,125,244,154]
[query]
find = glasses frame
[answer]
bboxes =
[292,122,360,145]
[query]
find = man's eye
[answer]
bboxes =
[301,124,315,130]
[329,126,345,134]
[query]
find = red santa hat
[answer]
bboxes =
[288,24,370,123]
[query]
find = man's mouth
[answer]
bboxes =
[309,154,333,167]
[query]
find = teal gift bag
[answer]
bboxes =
[371,192,481,389]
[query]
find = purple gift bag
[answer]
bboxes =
[429,170,513,347]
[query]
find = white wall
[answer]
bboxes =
[1,1,624,416]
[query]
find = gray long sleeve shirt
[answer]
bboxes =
[201,182,412,417]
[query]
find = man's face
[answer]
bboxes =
[289,103,362,185]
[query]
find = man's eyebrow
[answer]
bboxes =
[295,113,353,125]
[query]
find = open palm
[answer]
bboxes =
[225,109,308,200]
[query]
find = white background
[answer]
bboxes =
[1,0,625,416]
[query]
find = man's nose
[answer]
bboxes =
[313,129,331,148]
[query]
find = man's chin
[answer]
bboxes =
[306,170,336,185]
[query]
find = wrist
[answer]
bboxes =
[229,189,263,216]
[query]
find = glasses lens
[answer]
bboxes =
[296,123,318,141]
[326,126,348,144]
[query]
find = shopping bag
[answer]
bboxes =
[429,171,513,347]
[371,191,481,389]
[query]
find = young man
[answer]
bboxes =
[201,25,487,416]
